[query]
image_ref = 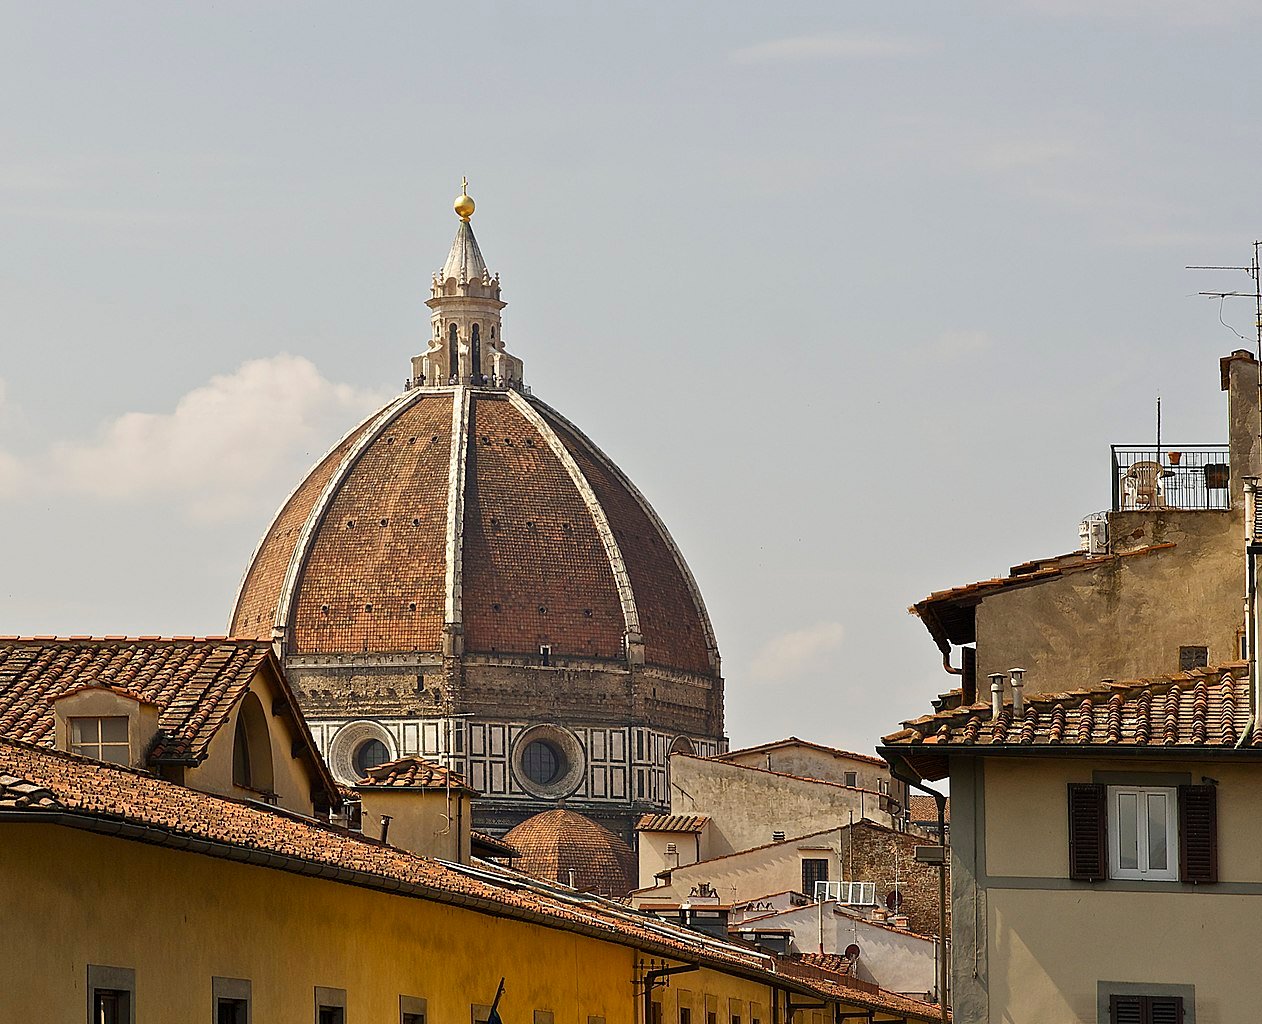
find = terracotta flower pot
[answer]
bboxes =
[1168,451,1182,465]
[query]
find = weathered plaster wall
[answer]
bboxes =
[668,755,896,857]
[721,746,898,801]
[184,669,319,816]
[975,510,1241,690]
[634,832,843,908]
[358,787,472,863]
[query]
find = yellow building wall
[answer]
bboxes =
[0,824,634,1024]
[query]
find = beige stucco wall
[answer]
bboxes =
[975,509,1242,691]
[640,828,705,889]
[669,755,895,858]
[957,754,1262,1022]
[184,668,320,816]
[52,689,160,770]
[634,832,842,908]
[358,787,472,863]
[736,903,936,996]
[721,747,891,793]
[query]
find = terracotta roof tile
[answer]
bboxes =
[462,395,625,660]
[504,808,637,897]
[908,795,949,824]
[795,952,853,977]
[882,663,1255,780]
[355,755,476,793]
[0,637,271,760]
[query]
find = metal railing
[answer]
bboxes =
[1111,445,1231,511]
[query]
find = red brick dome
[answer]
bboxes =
[504,807,637,897]
[230,386,719,677]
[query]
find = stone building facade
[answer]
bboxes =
[230,185,725,836]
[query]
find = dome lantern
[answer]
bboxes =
[412,180,523,389]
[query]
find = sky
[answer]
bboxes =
[2,2,1261,756]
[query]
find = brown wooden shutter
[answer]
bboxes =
[1147,996,1184,1024]
[1068,783,1107,880]
[1109,995,1143,1024]
[1179,784,1218,883]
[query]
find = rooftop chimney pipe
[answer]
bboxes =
[1010,668,1026,720]
[988,673,1006,720]
[380,814,393,845]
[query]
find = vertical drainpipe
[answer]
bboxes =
[1245,478,1260,741]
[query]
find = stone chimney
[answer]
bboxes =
[1220,349,1261,509]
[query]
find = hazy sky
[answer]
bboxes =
[3,3,1260,756]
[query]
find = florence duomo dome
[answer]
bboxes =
[230,183,725,836]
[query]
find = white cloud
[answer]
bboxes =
[23,355,385,523]
[730,32,935,65]
[750,621,845,681]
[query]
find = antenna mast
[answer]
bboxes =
[1188,241,1262,465]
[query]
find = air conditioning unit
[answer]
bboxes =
[1078,513,1108,555]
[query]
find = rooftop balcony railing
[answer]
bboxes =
[1111,445,1231,511]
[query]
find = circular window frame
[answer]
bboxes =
[328,720,397,784]
[511,724,585,799]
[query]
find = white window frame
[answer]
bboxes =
[1108,785,1178,881]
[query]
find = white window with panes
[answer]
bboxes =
[1107,786,1178,882]
[70,717,129,765]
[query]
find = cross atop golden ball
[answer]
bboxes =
[454,176,475,222]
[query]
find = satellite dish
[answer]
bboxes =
[885,890,904,911]
[844,944,861,960]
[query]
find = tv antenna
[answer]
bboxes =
[1188,242,1262,480]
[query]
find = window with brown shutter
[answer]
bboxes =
[1179,784,1218,883]
[1109,993,1184,1023]
[1068,783,1108,880]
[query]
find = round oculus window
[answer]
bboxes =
[511,724,586,799]
[354,738,391,777]
[522,739,566,786]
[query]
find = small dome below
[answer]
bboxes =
[503,808,636,897]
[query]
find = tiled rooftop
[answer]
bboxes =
[882,664,1255,780]
[355,755,476,792]
[637,813,709,833]
[0,637,272,761]
[908,795,950,824]
[505,808,637,898]
[717,737,887,770]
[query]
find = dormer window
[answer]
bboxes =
[70,716,129,765]
[232,692,274,794]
